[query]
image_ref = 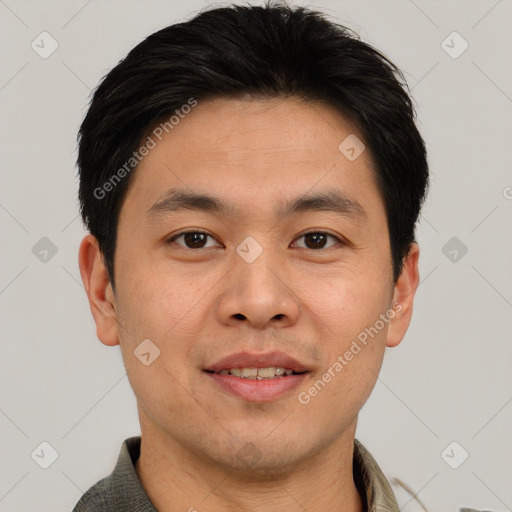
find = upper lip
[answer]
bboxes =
[204,351,310,373]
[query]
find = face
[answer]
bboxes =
[80,96,419,475]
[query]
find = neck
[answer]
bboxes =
[135,413,364,512]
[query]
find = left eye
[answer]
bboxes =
[292,232,341,250]
[169,231,220,249]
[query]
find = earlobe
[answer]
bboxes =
[386,243,420,348]
[78,234,120,347]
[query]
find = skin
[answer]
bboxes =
[79,96,420,512]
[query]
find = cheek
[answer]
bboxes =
[114,271,206,419]
[116,258,207,341]
[303,269,392,337]
[299,269,392,402]
[114,264,212,404]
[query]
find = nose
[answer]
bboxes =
[215,246,300,330]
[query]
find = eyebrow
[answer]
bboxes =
[147,187,366,221]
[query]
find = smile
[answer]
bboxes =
[213,367,301,379]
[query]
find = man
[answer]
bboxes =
[73,2,431,511]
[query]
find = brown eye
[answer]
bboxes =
[168,231,220,249]
[293,232,341,250]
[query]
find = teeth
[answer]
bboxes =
[217,367,296,379]
[256,367,275,378]
[241,368,258,378]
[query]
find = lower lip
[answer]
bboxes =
[204,372,308,402]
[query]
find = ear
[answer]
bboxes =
[386,242,420,348]
[78,234,119,346]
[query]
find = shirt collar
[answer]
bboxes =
[75,436,399,512]
[353,439,401,512]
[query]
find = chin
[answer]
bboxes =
[198,433,314,479]
[221,449,306,481]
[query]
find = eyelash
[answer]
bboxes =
[166,229,345,250]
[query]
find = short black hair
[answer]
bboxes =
[77,1,429,287]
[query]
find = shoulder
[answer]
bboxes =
[71,476,111,511]
[70,436,155,512]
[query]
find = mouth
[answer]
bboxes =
[203,351,311,402]
[204,367,306,379]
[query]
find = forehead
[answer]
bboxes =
[122,96,383,221]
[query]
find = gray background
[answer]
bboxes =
[1,0,511,511]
